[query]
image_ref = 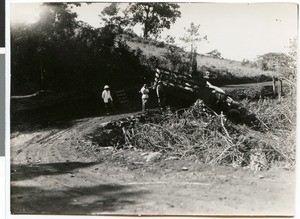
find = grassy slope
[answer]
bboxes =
[197,55,276,78]
[126,41,278,80]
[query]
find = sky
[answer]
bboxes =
[10,2,298,61]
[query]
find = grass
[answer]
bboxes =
[125,40,278,84]
[197,55,277,78]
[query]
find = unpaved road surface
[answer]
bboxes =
[11,113,295,216]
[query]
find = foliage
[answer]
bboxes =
[180,22,207,46]
[163,45,189,72]
[256,52,291,71]
[165,35,176,44]
[180,22,207,77]
[255,40,297,83]
[126,3,181,39]
[11,3,80,94]
[287,38,297,80]
[11,3,152,95]
[100,3,130,34]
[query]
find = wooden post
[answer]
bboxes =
[272,76,277,96]
[279,79,283,98]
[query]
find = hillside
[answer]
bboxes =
[126,40,278,85]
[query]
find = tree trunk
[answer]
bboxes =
[144,26,148,39]
[143,6,150,39]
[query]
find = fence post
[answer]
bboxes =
[272,76,277,96]
[279,79,283,98]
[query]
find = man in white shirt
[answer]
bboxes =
[140,84,149,111]
[102,85,113,115]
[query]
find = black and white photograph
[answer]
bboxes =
[9,1,298,216]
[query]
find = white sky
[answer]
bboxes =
[11,2,298,61]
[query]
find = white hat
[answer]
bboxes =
[104,85,109,89]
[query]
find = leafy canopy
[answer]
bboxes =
[127,3,181,39]
[100,3,130,34]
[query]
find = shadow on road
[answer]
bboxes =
[11,183,148,214]
[11,95,104,134]
[11,162,98,181]
[11,161,149,214]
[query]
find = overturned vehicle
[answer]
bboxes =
[152,68,263,130]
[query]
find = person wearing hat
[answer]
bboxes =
[102,85,113,115]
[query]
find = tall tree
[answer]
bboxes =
[127,3,181,39]
[180,22,207,77]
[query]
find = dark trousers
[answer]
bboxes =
[104,101,113,114]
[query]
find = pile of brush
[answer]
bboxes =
[87,95,295,171]
[87,110,165,147]
[123,99,295,171]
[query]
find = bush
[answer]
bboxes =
[156,41,165,48]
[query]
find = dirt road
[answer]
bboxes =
[11,113,295,216]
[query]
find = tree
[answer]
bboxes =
[100,3,130,34]
[102,2,119,16]
[163,46,188,72]
[256,52,291,71]
[127,3,181,39]
[11,3,80,93]
[180,22,207,77]
[11,2,154,95]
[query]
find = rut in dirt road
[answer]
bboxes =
[11,112,140,165]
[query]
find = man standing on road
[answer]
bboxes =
[140,84,150,111]
[102,85,113,115]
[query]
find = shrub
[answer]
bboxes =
[156,41,165,48]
